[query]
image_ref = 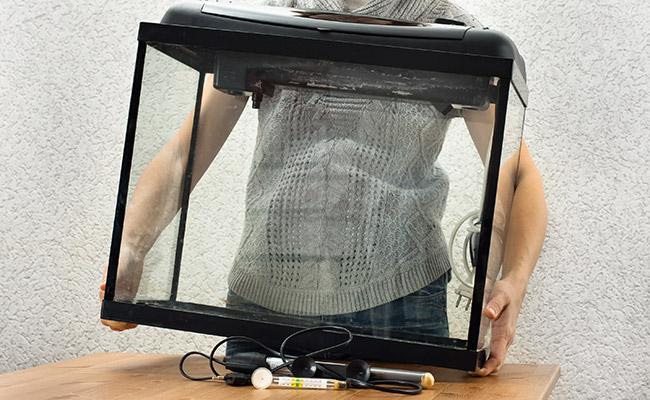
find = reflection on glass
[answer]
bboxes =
[115,45,511,347]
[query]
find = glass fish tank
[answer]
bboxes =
[102,1,529,371]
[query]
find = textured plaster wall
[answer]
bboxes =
[1,0,649,399]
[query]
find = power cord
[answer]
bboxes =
[179,325,423,394]
[179,335,280,381]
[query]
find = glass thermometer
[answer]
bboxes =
[251,367,348,390]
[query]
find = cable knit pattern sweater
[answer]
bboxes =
[228,0,480,316]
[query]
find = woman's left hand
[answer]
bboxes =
[471,277,526,376]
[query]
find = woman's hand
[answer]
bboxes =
[471,277,527,376]
[99,278,138,331]
[99,246,143,331]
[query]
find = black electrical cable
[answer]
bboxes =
[208,336,280,378]
[178,351,217,381]
[179,325,423,395]
[349,378,423,395]
[274,325,353,373]
[179,336,280,381]
[276,328,421,395]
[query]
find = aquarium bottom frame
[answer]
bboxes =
[102,299,485,371]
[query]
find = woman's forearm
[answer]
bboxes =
[501,141,547,290]
[121,84,249,260]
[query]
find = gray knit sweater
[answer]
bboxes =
[228,0,480,316]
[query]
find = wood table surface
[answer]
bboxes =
[0,353,560,399]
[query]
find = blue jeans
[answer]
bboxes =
[225,271,450,356]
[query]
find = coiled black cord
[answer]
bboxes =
[179,325,422,395]
[179,335,281,381]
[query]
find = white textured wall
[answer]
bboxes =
[1,1,649,399]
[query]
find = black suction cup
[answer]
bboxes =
[291,356,318,378]
[346,359,371,382]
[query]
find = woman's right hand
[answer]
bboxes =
[97,80,247,332]
[99,278,138,331]
[99,247,143,331]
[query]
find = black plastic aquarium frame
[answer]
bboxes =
[103,3,528,372]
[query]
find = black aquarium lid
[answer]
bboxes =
[199,1,469,39]
[159,1,526,77]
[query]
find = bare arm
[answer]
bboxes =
[122,81,249,267]
[101,78,248,329]
[463,107,548,375]
[479,140,546,374]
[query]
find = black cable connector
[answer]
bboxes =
[224,373,252,386]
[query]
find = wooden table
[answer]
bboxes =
[0,353,560,399]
